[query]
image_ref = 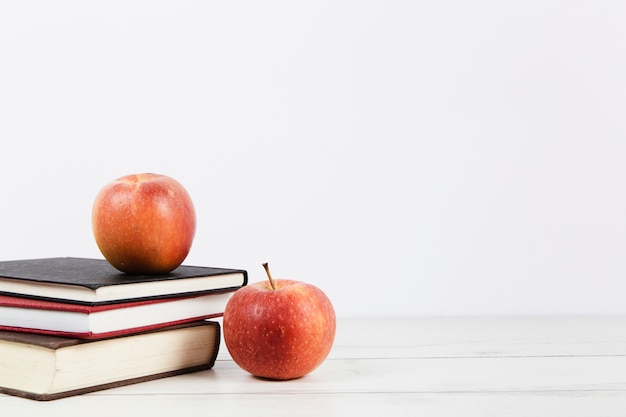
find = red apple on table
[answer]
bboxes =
[223,263,336,380]
[92,173,196,274]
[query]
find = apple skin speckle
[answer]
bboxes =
[223,277,336,380]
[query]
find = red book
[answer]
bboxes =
[0,292,233,339]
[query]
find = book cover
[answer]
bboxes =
[0,292,233,339]
[0,257,247,305]
[0,321,220,401]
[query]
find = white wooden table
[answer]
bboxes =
[3,317,626,416]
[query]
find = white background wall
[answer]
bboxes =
[1,1,625,318]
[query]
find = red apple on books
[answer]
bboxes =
[223,263,336,380]
[92,173,196,274]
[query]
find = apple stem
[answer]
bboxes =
[262,262,277,290]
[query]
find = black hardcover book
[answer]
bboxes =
[0,257,247,305]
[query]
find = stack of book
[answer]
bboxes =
[0,257,247,401]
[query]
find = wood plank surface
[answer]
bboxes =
[3,317,626,416]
